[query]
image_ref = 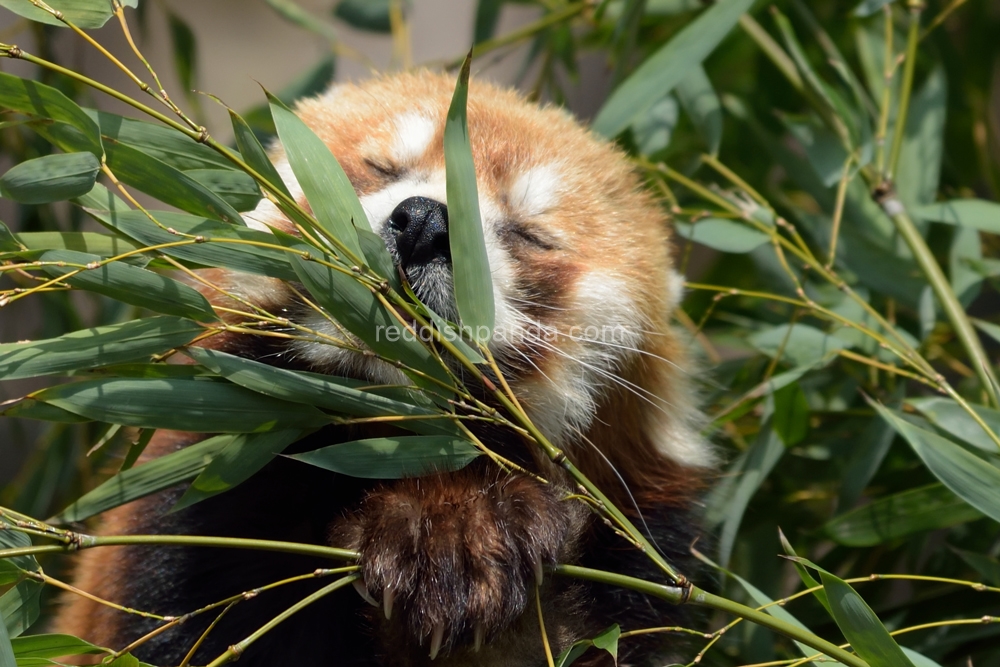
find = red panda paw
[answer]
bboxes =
[333,467,580,658]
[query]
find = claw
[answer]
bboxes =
[383,586,394,620]
[352,578,379,608]
[532,556,544,586]
[473,624,484,653]
[429,623,445,660]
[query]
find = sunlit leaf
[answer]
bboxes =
[444,54,494,341]
[0,0,115,28]
[10,634,107,661]
[871,401,1000,524]
[267,91,367,257]
[230,109,292,199]
[749,324,849,368]
[906,396,1000,454]
[12,231,143,261]
[288,436,480,478]
[631,93,679,156]
[0,152,100,204]
[0,316,202,380]
[87,109,232,171]
[185,169,261,212]
[594,0,755,137]
[819,569,916,667]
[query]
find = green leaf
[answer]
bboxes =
[105,653,139,667]
[839,413,897,510]
[631,93,679,156]
[781,115,849,187]
[166,11,198,106]
[240,57,336,141]
[0,152,100,204]
[289,436,480,479]
[677,65,722,155]
[0,618,13,667]
[0,578,41,638]
[773,382,809,446]
[278,232,451,389]
[0,72,102,156]
[895,67,947,209]
[674,218,769,253]
[185,347,455,435]
[51,434,236,523]
[825,483,985,547]
[594,0,755,137]
[778,529,830,616]
[0,316,202,380]
[912,199,1000,234]
[749,324,849,368]
[10,634,106,660]
[172,430,304,511]
[37,249,218,323]
[267,91,367,258]
[185,169,262,212]
[333,0,393,32]
[86,109,232,171]
[950,547,1000,586]
[13,231,142,260]
[102,140,243,224]
[554,624,621,667]
[819,570,916,667]
[230,109,292,199]
[0,530,37,578]
[905,397,1000,454]
[0,220,20,251]
[444,54,495,341]
[1,399,91,423]
[474,0,503,43]
[871,401,1000,524]
[81,201,298,281]
[33,378,331,433]
[0,0,115,28]
[712,421,785,567]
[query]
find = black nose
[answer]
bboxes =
[386,196,450,270]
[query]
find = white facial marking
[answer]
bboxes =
[509,164,562,219]
[390,112,437,163]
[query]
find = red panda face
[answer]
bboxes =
[237,71,709,469]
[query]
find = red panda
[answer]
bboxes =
[54,71,713,667]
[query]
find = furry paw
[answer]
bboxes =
[334,468,578,658]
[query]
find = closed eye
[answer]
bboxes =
[502,222,558,251]
[364,158,404,180]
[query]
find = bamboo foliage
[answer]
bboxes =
[2,1,1000,666]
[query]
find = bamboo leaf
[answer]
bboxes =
[230,109,292,199]
[0,531,36,578]
[86,109,232,171]
[0,578,41,638]
[33,378,331,433]
[677,65,722,155]
[185,347,455,435]
[0,220,20,251]
[896,67,947,209]
[81,200,298,281]
[266,91,367,257]
[594,0,755,137]
[444,53,494,341]
[10,634,107,661]
[852,0,894,17]
[871,401,1000,524]
[950,547,1000,586]
[825,483,985,547]
[819,569,916,667]
[675,218,769,253]
[772,382,809,446]
[0,0,115,28]
[0,316,203,380]
[172,430,305,512]
[334,0,393,32]
[288,436,480,479]
[38,249,218,323]
[0,152,100,204]
[102,140,243,224]
[631,93,679,156]
[912,199,1000,234]
[277,231,451,389]
[185,169,262,212]
[749,324,849,368]
[13,231,143,260]
[906,396,1000,454]
[0,72,102,156]
[554,625,621,667]
[0,399,91,423]
[0,619,13,667]
[51,434,236,523]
